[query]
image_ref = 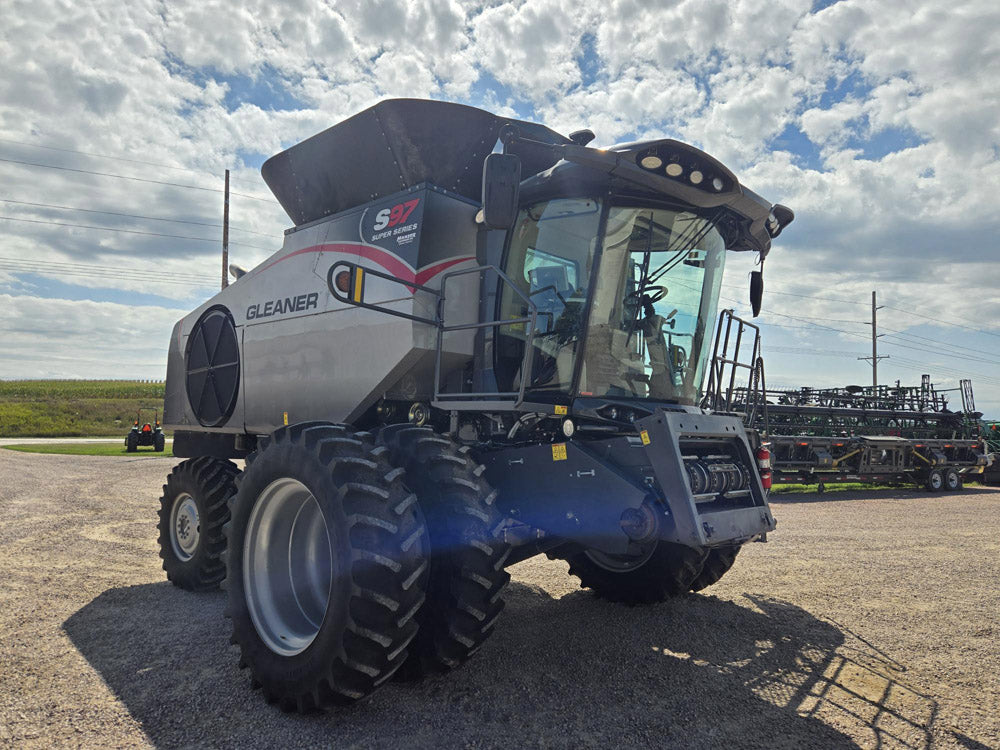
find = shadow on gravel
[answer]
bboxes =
[769,489,927,504]
[64,580,938,749]
[769,484,995,505]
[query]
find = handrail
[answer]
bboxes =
[702,309,765,426]
[434,265,540,409]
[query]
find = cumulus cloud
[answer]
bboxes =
[0,0,998,411]
[0,294,185,378]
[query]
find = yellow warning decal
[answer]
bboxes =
[554,405,568,415]
[283,411,289,426]
[640,429,651,445]
[552,443,567,461]
[353,267,365,302]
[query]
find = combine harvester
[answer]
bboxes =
[155,99,794,711]
[704,313,990,491]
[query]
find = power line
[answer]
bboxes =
[0,136,264,189]
[881,327,1000,360]
[878,334,997,366]
[721,276,1000,338]
[0,256,207,282]
[0,198,279,238]
[0,257,209,280]
[0,263,213,288]
[0,215,274,250]
[881,303,1000,339]
[0,156,276,203]
[720,282,868,306]
[718,285,1000,391]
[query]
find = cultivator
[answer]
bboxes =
[703,311,989,489]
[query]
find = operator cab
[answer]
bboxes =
[492,150,747,417]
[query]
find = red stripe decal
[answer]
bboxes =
[258,242,473,288]
[415,256,475,285]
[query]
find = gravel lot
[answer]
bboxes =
[1,450,997,749]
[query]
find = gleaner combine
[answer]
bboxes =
[157,99,793,711]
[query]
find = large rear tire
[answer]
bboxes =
[689,545,740,592]
[157,456,240,591]
[568,542,707,604]
[126,431,138,453]
[224,422,430,711]
[378,426,510,678]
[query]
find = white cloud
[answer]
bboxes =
[0,294,183,378]
[0,0,998,411]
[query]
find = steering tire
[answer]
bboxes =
[689,545,740,592]
[567,542,707,604]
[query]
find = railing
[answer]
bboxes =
[327,260,541,410]
[433,265,539,409]
[702,309,768,432]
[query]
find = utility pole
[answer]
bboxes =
[858,290,889,387]
[221,169,230,289]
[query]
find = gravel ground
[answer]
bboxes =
[1,450,997,750]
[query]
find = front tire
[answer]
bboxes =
[157,456,240,591]
[378,426,510,678]
[689,545,740,592]
[568,542,707,604]
[225,422,430,711]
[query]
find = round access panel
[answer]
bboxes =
[185,307,240,427]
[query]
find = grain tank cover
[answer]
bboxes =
[262,99,573,226]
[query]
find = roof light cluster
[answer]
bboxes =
[636,149,728,193]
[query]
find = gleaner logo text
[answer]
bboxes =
[247,292,319,320]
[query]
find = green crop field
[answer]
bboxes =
[0,380,166,438]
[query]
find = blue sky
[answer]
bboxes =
[1,0,999,416]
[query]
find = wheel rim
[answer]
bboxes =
[243,478,333,657]
[946,472,958,489]
[585,544,656,573]
[170,492,201,561]
[930,472,942,490]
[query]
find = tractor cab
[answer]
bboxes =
[484,137,790,422]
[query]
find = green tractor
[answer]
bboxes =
[125,410,165,453]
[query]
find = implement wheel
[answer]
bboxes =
[567,542,708,604]
[925,468,944,492]
[944,468,962,491]
[224,422,429,711]
[157,456,240,591]
[378,426,510,678]
[689,545,740,592]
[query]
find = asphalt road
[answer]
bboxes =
[1,449,997,749]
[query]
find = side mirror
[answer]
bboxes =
[750,270,763,317]
[481,153,521,230]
